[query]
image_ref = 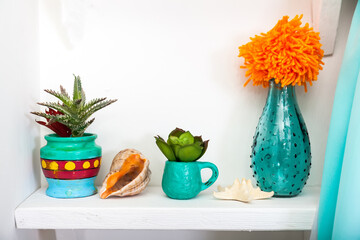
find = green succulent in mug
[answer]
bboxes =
[155,128,209,162]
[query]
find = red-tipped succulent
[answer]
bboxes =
[35,108,71,137]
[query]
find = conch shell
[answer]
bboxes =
[100,149,151,199]
[213,178,274,203]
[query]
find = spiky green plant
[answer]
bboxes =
[31,75,117,137]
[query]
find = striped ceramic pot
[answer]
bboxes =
[40,133,101,198]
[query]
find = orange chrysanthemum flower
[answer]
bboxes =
[238,15,324,91]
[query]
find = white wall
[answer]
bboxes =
[5,0,354,239]
[0,0,41,239]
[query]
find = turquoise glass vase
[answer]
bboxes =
[250,80,311,197]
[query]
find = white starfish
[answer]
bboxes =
[213,178,274,203]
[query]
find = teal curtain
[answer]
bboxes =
[318,2,360,239]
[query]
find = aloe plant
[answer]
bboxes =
[31,75,117,137]
[155,128,209,162]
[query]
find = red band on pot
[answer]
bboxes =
[40,157,101,180]
[41,157,101,171]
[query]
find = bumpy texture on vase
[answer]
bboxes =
[99,149,151,199]
[251,80,311,197]
[40,133,101,198]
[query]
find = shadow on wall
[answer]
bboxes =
[54,229,310,240]
[32,135,41,186]
[17,229,56,240]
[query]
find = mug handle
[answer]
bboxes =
[197,162,219,191]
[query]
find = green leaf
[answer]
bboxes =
[31,111,56,120]
[31,111,73,126]
[179,131,194,145]
[171,144,181,159]
[199,140,209,158]
[50,115,73,126]
[71,118,95,137]
[168,128,185,138]
[72,118,94,131]
[168,131,194,146]
[177,144,203,162]
[168,136,180,145]
[73,75,82,102]
[155,136,176,161]
[37,102,76,119]
[82,98,106,112]
[80,88,86,107]
[194,136,203,144]
[60,85,71,100]
[44,89,72,107]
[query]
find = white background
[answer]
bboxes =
[1,0,357,239]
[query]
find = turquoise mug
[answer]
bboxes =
[162,161,219,200]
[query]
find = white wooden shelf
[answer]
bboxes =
[15,186,319,231]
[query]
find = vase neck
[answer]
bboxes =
[267,80,297,103]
